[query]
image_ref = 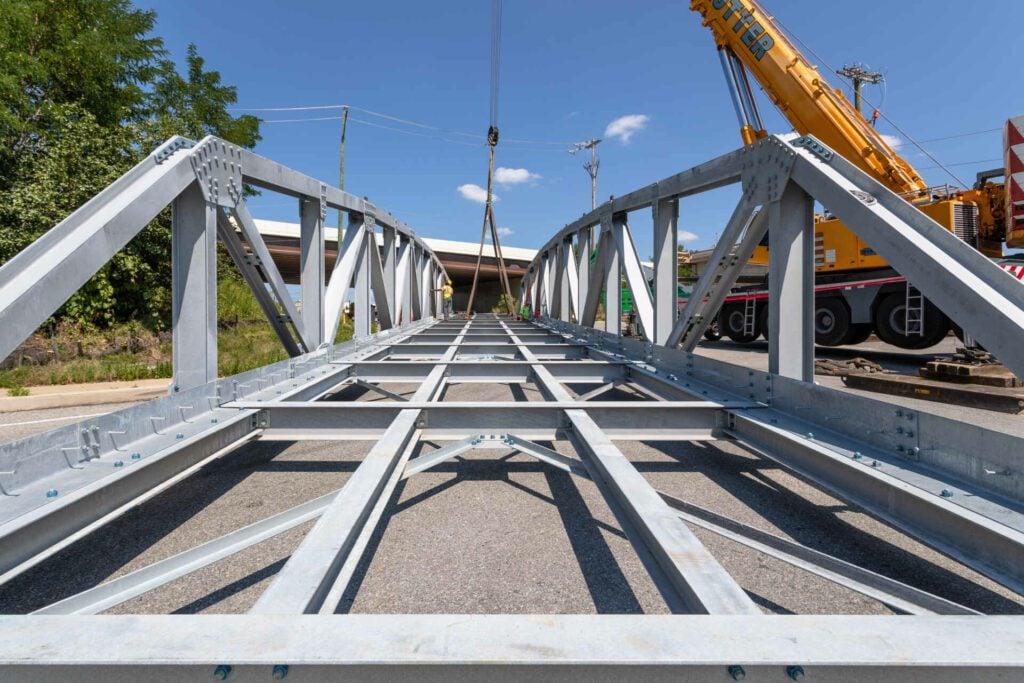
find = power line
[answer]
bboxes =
[770,15,968,187]
[915,128,1001,144]
[234,103,574,146]
[917,158,1002,171]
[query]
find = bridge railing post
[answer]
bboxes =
[768,181,815,381]
[300,191,326,348]
[171,181,218,392]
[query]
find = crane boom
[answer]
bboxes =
[691,0,927,195]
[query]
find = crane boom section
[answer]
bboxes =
[691,0,927,195]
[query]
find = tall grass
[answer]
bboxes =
[0,277,364,388]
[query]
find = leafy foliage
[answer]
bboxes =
[0,0,261,331]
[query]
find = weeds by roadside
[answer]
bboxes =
[0,278,357,389]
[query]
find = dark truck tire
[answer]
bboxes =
[874,293,949,349]
[721,302,760,343]
[814,297,851,346]
[703,318,722,341]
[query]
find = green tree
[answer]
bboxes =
[0,0,261,330]
[145,44,260,148]
[0,0,161,187]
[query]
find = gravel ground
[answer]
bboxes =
[1,354,1022,617]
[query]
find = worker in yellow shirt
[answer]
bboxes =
[433,279,455,320]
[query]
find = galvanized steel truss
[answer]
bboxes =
[0,134,1022,679]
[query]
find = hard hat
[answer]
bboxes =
[446,279,452,285]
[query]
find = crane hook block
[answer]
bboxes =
[487,125,500,147]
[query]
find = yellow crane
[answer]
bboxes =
[689,0,1021,348]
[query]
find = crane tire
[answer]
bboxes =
[814,298,851,347]
[841,323,873,346]
[721,302,760,343]
[874,294,949,349]
[703,318,722,341]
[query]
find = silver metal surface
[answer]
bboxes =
[1,134,1023,675]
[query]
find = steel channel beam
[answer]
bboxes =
[0,413,254,582]
[34,490,339,615]
[386,343,587,360]
[657,492,977,616]
[241,401,738,442]
[728,412,1024,595]
[250,320,470,613]
[345,360,628,384]
[501,322,759,614]
[2,615,1021,680]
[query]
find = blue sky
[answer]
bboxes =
[142,0,1022,259]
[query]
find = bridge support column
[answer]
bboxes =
[577,227,591,325]
[383,226,397,324]
[768,181,815,381]
[354,215,373,339]
[602,216,621,336]
[171,182,218,392]
[653,197,678,345]
[300,194,325,348]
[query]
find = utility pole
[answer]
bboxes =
[836,64,883,117]
[337,106,349,232]
[570,138,602,210]
[570,138,602,265]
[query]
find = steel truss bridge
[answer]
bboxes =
[0,133,1022,680]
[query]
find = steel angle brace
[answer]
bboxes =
[400,424,973,615]
[250,320,471,614]
[727,411,1024,596]
[403,434,586,479]
[499,320,759,615]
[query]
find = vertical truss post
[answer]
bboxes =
[560,236,578,323]
[300,192,326,348]
[576,228,590,324]
[768,181,815,380]
[383,226,397,325]
[409,246,422,321]
[434,269,444,318]
[551,245,565,320]
[171,182,218,391]
[354,215,373,339]
[653,197,679,345]
[603,216,621,336]
[534,252,548,316]
[396,238,411,324]
[419,249,431,318]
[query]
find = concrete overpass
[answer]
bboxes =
[254,219,536,312]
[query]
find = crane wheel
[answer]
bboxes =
[841,323,873,346]
[703,318,722,341]
[721,302,760,343]
[874,294,949,349]
[813,298,851,346]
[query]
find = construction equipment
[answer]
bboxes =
[690,0,1023,349]
[465,0,517,317]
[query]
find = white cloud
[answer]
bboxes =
[496,227,513,237]
[457,183,496,204]
[604,114,649,143]
[494,167,541,185]
[679,230,699,243]
[880,133,903,149]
